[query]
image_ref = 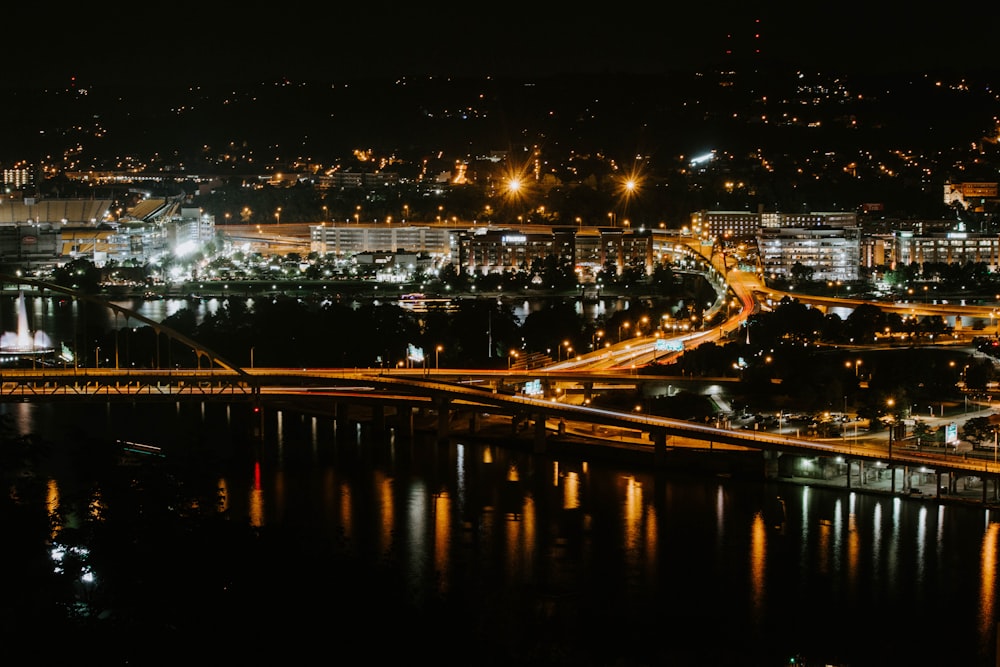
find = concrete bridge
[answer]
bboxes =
[4,364,999,506]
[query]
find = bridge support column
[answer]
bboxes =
[436,397,451,443]
[334,401,350,434]
[650,428,667,468]
[846,459,851,489]
[468,411,479,433]
[534,415,547,454]
[372,403,386,438]
[936,472,942,499]
[763,450,780,480]
[583,382,593,404]
[890,465,896,494]
[397,406,413,437]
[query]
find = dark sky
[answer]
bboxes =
[7,4,998,88]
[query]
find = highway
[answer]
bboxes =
[3,364,999,484]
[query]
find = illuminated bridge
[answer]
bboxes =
[4,274,1000,505]
[2,364,1000,506]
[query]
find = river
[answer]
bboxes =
[3,293,999,665]
[7,395,1000,666]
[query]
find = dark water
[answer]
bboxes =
[5,292,658,338]
[9,397,1000,666]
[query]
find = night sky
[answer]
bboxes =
[7,3,998,89]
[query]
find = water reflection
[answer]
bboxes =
[10,398,1000,665]
[980,521,999,654]
[750,511,767,623]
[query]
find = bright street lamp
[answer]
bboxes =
[618,322,630,343]
[508,349,519,370]
[435,345,443,370]
[886,398,895,460]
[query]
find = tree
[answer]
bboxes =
[789,262,814,284]
[50,259,102,293]
[844,303,886,343]
[961,415,993,447]
[520,300,586,358]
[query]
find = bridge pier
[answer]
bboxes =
[468,411,479,433]
[396,405,414,437]
[650,428,667,468]
[334,401,350,434]
[534,415,547,454]
[372,403,386,438]
[763,450,780,479]
[436,397,451,443]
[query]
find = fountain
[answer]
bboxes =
[0,291,54,356]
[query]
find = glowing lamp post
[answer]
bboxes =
[886,398,895,460]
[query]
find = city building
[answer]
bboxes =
[0,224,61,268]
[694,209,858,244]
[944,181,999,212]
[309,224,454,259]
[892,227,1000,271]
[0,197,111,225]
[456,226,655,280]
[758,226,862,281]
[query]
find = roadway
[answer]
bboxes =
[4,365,1000,485]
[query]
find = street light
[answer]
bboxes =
[843,396,848,441]
[508,349,518,370]
[618,322,630,343]
[435,344,443,370]
[275,207,281,224]
[962,364,970,412]
[592,329,604,351]
[886,398,895,460]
